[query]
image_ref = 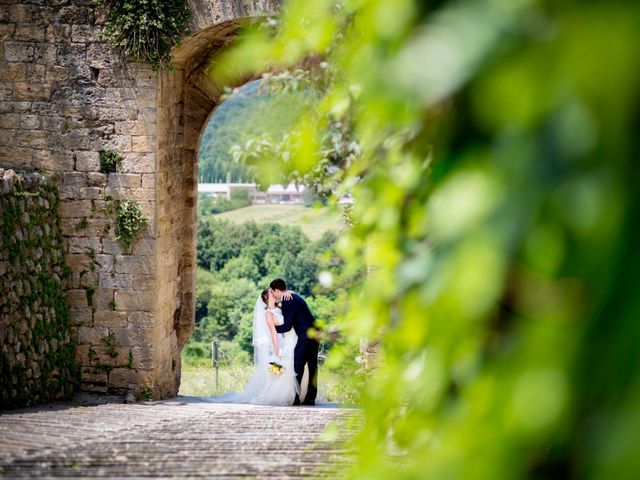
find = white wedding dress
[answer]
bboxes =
[205,296,300,405]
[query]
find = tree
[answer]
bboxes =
[196,278,257,341]
[217,255,262,285]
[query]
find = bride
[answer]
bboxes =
[205,288,300,405]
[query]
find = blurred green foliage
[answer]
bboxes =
[212,0,640,477]
[198,79,310,183]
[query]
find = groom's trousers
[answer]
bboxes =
[294,339,319,403]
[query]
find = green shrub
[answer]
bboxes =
[99,149,122,173]
[97,0,190,69]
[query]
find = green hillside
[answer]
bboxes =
[214,204,346,241]
[198,80,308,183]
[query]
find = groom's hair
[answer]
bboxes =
[270,278,287,291]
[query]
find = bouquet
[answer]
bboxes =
[268,361,285,376]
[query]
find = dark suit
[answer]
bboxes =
[275,293,318,404]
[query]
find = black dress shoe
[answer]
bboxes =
[292,398,301,406]
[301,400,315,406]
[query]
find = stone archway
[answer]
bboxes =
[154,15,268,398]
[0,0,280,401]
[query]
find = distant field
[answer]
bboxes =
[214,204,345,240]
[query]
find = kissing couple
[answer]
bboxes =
[206,278,320,406]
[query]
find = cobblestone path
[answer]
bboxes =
[0,397,356,478]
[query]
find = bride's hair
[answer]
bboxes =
[260,288,270,306]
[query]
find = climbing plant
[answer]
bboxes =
[99,149,122,174]
[96,0,191,69]
[101,195,149,253]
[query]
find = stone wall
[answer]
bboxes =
[0,168,78,408]
[0,0,280,400]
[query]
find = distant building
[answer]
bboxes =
[198,183,307,204]
[198,183,354,206]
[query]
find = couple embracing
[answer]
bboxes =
[207,278,319,406]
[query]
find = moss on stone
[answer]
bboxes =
[0,169,79,408]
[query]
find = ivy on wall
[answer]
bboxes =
[0,170,79,408]
[96,0,191,69]
[100,194,149,253]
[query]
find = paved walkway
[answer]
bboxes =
[0,397,357,478]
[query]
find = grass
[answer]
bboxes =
[215,204,346,240]
[179,359,353,404]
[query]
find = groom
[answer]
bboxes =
[270,278,319,406]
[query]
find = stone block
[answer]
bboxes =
[79,270,99,288]
[94,106,137,122]
[51,130,91,150]
[131,135,154,153]
[94,310,128,328]
[87,172,107,187]
[40,116,65,131]
[71,25,101,43]
[87,43,116,69]
[94,253,115,273]
[115,255,154,275]
[68,236,101,254]
[135,67,157,87]
[8,5,35,23]
[109,367,137,389]
[58,4,94,23]
[64,253,93,271]
[0,129,15,146]
[79,186,103,199]
[93,288,114,310]
[67,289,88,309]
[76,344,91,364]
[45,24,71,43]
[25,64,46,82]
[131,239,155,256]
[111,327,131,347]
[99,272,133,289]
[128,311,154,327]
[114,121,149,136]
[75,151,100,171]
[0,63,25,82]
[92,134,131,153]
[0,113,20,129]
[121,152,155,173]
[0,23,14,40]
[127,321,153,347]
[13,82,51,101]
[58,199,92,217]
[33,43,57,64]
[131,346,154,370]
[91,346,129,366]
[20,114,40,129]
[70,308,93,327]
[114,290,154,311]
[35,149,74,171]
[78,326,109,345]
[14,24,45,42]
[16,130,48,149]
[132,274,155,291]
[102,238,124,255]
[108,173,140,188]
[141,174,155,189]
[62,171,87,189]
[82,382,108,393]
[81,367,108,385]
[4,41,35,62]
[135,88,156,108]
